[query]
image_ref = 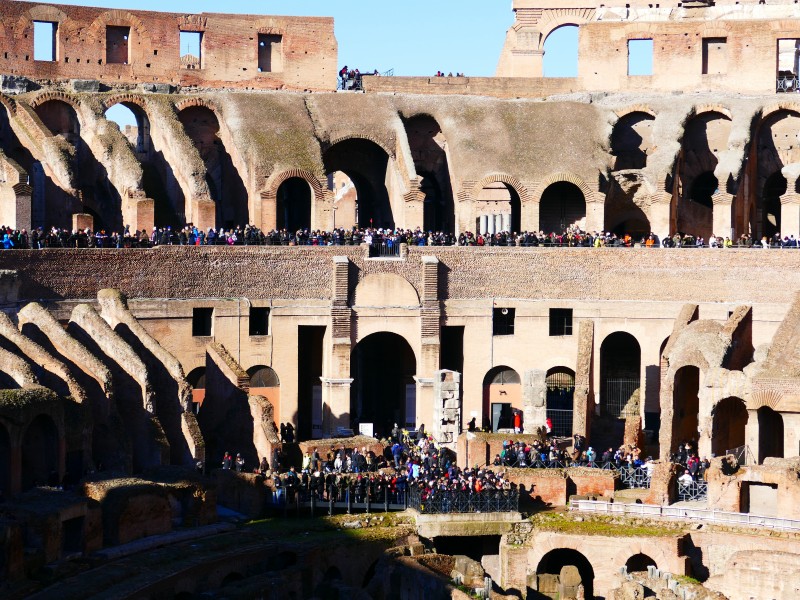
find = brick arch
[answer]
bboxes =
[699,25,731,38]
[693,104,733,121]
[327,135,395,159]
[13,5,70,39]
[0,93,17,116]
[262,168,326,200]
[614,105,657,120]
[761,102,800,121]
[27,90,80,110]
[538,9,596,49]
[102,93,150,112]
[254,21,286,36]
[473,173,532,204]
[85,9,152,47]
[626,26,660,40]
[174,97,221,114]
[532,172,595,204]
[749,389,783,411]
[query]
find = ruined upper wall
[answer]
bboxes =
[496,0,800,95]
[0,1,336,91]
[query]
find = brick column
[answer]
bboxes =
[780,192,800,239]
[418,256,441,429]
[324,256,353,435]
[584,192,605,233]
[712,192,734,239]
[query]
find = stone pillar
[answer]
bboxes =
[573,321,594,439]
[419,256,441,429]
[313,188,334,232]
[502,212,511,233]
[414,375,435,431]
[697,388,714,460]
[745,408,760,464]
[495,214,504,233]
[479,214,488,235]
[487,215,496,235]
[780,192,800,239]
[712,192,734,239]
[523,200,540,233]
[433,370,462,448]
[325,256,353,436]
[133,198,155,234]
[191,198,216,231]
[649,191,673,239]
[72,212,93,231]
[584,193,605,233]
[522,369,547,434]
[320,377,353,435]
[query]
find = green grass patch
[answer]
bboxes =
[530,511,683,538]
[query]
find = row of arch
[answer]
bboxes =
[0,413,61,497]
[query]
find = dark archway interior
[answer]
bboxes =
[762,171,786,239]
[434,535,500,562]
[758,406,784,463]
[546,367,575,437]
[0,423,10,498]
[21,414,59,490]
[248,365,279,387]
[712,397,748,457]
[323,139,393,229]
[690,171,718,209]
[626,553,657,573]
[187,367,206,389]
[536,548,594,600]
[600,332,641,417]
[178,106,249,229]
[539,181,586,233]
[612,112,655,171]
[351,333,416,438]
[673,366,700,451]
[276,177,312,232]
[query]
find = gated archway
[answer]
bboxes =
[600,332,641,418]
[546,367,575,437]
[672,366,700,450]
[483,366,521,432]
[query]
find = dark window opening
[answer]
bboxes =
[192,307,213,337]
[106,26,131,65]
[549,308,573,336]
[34,21,57,62]
[249,307,270,336]
[493,308,515,336]
[702,37,727,75]
[258,34,283,73]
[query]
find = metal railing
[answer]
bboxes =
[725,444,754,466]
[604,378,641,418]
[408,487,519,514]
[546,408,573,438]
[618,466,652,489]
[777,75,799,93]
[573,500,800,532]
[367,240,402,257]
[677,480,708,501]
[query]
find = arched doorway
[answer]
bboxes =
[106,101,184,227]
[187,367,206,411]
[612,112,656,171]
[323,139,393,229]
[672,366,700,453]
[475,183,521,236]
[351,333,416,438]
[0,422,10,499]
[535,548,594,599]
[483,366,521,432]
[758,406,784,463]
[178,105,249,229]
[711,397,748,457]
[543,25,579,78]
[546,367,575,437]
[21,414,59,490]
[600,332,641,419]
[762,172,786,239]
[247,365,280,425]
[403,115,455,234]
[625,553,657,573]
[539,182,586,233]
[276,177,312,233]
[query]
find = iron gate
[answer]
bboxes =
[604,378,640,418]
[546,370,574,437]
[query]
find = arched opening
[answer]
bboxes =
[546,367,575,437]
[762,172,786,239]
[625,553,657,573]
[247,365,280,425]
[351,333,416,438]
[106,101,184,228]
[327,171,358,231]
[712,397,748,457]
[600,332,641,418]
[475,182,521,236]
[543,25,579,78]
[276,177,312,233]
[758,406,784,463]
[0,422,10,499]
[36,99,123,231]
[611,112,656,171]
[187,367,206,410]
[539,181,586,234]
[403,115,455,234]
[690,172,718,209]
[323,139,393,229]
[672,366,700,453]
[178,105,249,229]
[535,548,594,599]
[483,366,521,432]
[21,414,59,490]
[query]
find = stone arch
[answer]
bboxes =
[749,389,782,411]
[327,134,395,159]
[614,105,657,120]
[85,9,152,48]
[625,553,658,573]
[758,406,784,462]
[542,24,580,77]
[672,365,700,452]
[262,168,327,231]
[248,365,279,388]
[21,413,60,490]
[186,366,206,409]
[537,9,595,50]
[102,93,149,112]
[14,5,70,41]
[174,97,221,115]
[353,273,420,308]
[473,175,525,235]
[532,172,595,205]
[534,547,595,600]
[0,93,17,117]
[694,104,733,120]
[483,366,522,432]
[28,91,81,111]
[600,331,642,420]
[711,396,748,457]
[475,173,531,204]
[539,181,587,233]
[351,332,417,437]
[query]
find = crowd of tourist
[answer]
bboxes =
[671,440,711,484]
[5,223,800,250]
[434,71,465,77]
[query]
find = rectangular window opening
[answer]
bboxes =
[192,307,213,337]
[549,308,574,336]
[34,21,57,62]
[180,31,202,70]
[627,38,653,76]
[106,25,131,65]
[257,33,283,73]
[777,39,800,93]
[493,307,515,336]
[249,307,270,336]
[702,37,727,75]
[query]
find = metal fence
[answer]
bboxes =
[604,378,641,418]
[677,480,708,501]
[725,444,754,466]
[408,487,519,514]
[777,75,799,93]
[368,241,402,257]
[545,408,573,438]
[573,500,800,532]
[618,466,652,489]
